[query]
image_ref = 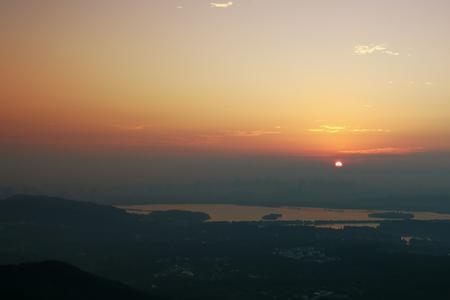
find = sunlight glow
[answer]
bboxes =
[335,161,344,168]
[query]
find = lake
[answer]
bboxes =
[118,204,450,223]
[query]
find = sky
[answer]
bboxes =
[1,1,450,205]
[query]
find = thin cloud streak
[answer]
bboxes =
[112,124,153,131]
[309,125,390,134]
[159,129,282,147]
[340,147,423,155]
[309,125,346,134]
[225,130,281,137]
[210,2,233,8]
[354,44,399,56]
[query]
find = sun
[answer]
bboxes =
[334,161,344,168]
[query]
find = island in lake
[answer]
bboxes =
[368,211,414,220]
[262,213,283,220]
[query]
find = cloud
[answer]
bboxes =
[166,129,282,146]
[166,135,223,146]
[309,125,346,134]
[112,124,152,131]
[309,125,390,134]
[225,130,281,137]
[354,44,399,56]
[350,128,391,133]
[383,50,400,56]
[210,2,233,8]
[340,147,423,155]
[162,128,283,147]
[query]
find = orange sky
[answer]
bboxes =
[2,0,450,157]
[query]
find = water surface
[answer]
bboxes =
[119,204,450,222]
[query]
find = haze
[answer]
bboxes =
[1,0,450,209]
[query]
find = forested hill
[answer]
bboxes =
[0,261,160,300]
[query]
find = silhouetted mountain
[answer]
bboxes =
[0,261,159,300]
[0,195,209,227]
[0,194,134,227]
[3,194,450,299]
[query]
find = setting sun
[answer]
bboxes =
[335,161,344,168]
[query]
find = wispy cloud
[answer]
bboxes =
[163,129,281,146]
[383,50,400,56]
[166,135,223,146]
[340,147,423,155]
[354,44,399,56]
[210,2,233,8]
[112,124,152,131]
[350,128,391,133]
[309,125,390,134]
[225,129,281,137]
[309,125,346,134]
